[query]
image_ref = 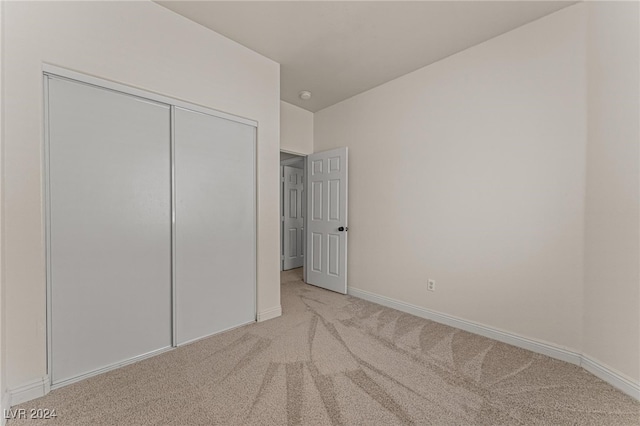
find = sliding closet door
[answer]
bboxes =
[174,107,256,345]
[48,77,172,385]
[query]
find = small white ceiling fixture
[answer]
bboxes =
[157,1,576,112]
[299,91,312,101]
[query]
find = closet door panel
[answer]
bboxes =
[48,77,172,384]
[174,107,256,345]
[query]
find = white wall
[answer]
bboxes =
[584,2,639,383]
[0,0,6,420]
[315,5,587,351]
[2,0,280,395]
[280,101,313,155]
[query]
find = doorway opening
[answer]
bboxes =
[280,147,349,294]
[280,151,307,281]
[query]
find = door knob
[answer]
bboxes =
[338,226,348,232]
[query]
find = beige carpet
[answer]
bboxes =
[10,268,639,425]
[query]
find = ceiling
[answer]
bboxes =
[157,1,576,112]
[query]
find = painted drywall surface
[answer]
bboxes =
[280,101,313,155]
[280,152,305,162]
[315,5,587,351]
[584,2,640,382]
[0,0,6,418]
[3,1,280,390]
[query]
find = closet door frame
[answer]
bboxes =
[43,64,257,389]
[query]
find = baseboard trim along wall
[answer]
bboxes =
[8,309,282,407]
[348,286,640,401]
[257,306,282,322]
[1,392,10,426]
[7,296,637,409]
[8,346,174,407]
[581,355,640,401]
[6,375,49,407]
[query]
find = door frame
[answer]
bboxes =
[43,64,258,390]
[280,151,308,282]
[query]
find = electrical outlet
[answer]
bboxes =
[427,279,436,292]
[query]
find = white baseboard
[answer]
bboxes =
[1,391,9,426]
[348,286,639,401]
[581,355,640,400]
[7,375,49,407]
[257,305,282,322]
[348,287,582,364]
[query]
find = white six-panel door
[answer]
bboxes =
[47,77,172,385]
[283,166,305,270]
[305,148,348,294]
